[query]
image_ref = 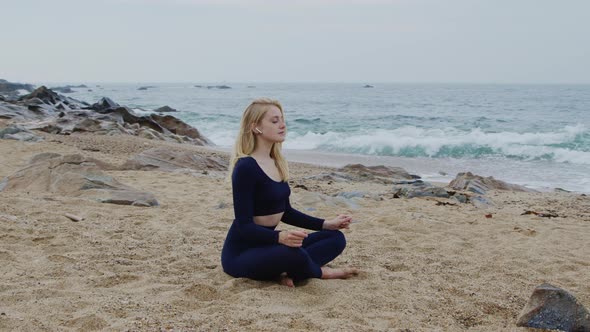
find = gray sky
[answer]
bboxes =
[1,0,589,84]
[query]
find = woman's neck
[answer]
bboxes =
[251,140,273,160]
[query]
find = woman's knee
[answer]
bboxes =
[324,230,346,252]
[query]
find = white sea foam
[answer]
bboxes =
[282,124,590,164]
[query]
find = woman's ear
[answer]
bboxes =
[251,123,262,134]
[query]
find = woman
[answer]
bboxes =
[221,98,358,287]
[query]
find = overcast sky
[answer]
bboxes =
[1,0,589,84]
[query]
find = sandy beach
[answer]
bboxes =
[0,131,589,331]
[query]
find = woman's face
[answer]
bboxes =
[254,106,287,143]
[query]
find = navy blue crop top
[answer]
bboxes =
[231,156,325,244]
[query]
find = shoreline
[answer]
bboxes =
[204,146,582,193]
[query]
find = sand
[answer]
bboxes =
[0,132,589,331]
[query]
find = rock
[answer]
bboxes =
[516,283,590,331]
[363,84,374,88]
[153,105,177,113]
[51,86,74,93]
[392,180,451,199]
[206,85,231,89]
[18,86,62,105]
[453,194,468,204]
[0,153,157,206]
[88,97,119,111]
[149,114,212,145]
[0,125,43,142]
[121,147,228,172]
[101,191,159,207]
[0,79,35,98]
[470,195,494,209]
[137,86,156,91]
[405,187,450,199]
[449,172,535,194]
[339,164,418,184]
[64,213,83,222]
[0,101,51,121]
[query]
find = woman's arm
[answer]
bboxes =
[233,159,280,244]
[281,198,325,231]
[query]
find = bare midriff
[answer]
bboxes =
[253,212,284,227]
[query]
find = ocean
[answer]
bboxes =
[58,83,590,193]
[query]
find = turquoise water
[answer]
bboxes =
[63,83,590,192]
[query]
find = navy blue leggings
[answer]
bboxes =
[222,230,346,281]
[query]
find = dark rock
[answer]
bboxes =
[194,85,202,88]
[363,85,374,88]
[137,86,156,91]
[51,86,74,93]
[98,107,165,133]
[88,97,119,111]
[153,105,177,113]
[449,172,535,194]
[149,114,212,145]
[0,79,35,98]
[206,85,231,89]
[18,86,62,105]
[516,283,590,331]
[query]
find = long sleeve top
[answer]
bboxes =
[231,156,325,245]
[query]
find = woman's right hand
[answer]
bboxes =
[278,230,308,247]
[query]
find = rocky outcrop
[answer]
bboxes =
[0,79,35,99]
[120,147,227,172]
[449,172,535,194]
[150,114,211,145]
[516,283,589,331]
[0,153,157,206]
[0,85,212,146]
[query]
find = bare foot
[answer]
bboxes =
[320,267,359,279]
[278,273,295,287]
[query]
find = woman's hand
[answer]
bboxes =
[323,214,352,230]
[278,230,308,247]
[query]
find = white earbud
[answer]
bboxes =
[255,128,262,134]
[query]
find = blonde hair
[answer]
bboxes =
[228,98,289,181]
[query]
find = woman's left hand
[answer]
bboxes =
[323,214,352,230]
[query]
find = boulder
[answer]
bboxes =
[0,153,157,206]
[121,147,228,172]
[449,172,535,194]
[338,164,418,184]
[153,105,177,113]
[0,125,43,142]
[149,114,211,145]
[516,283,589,331]
[87,97,119,112]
